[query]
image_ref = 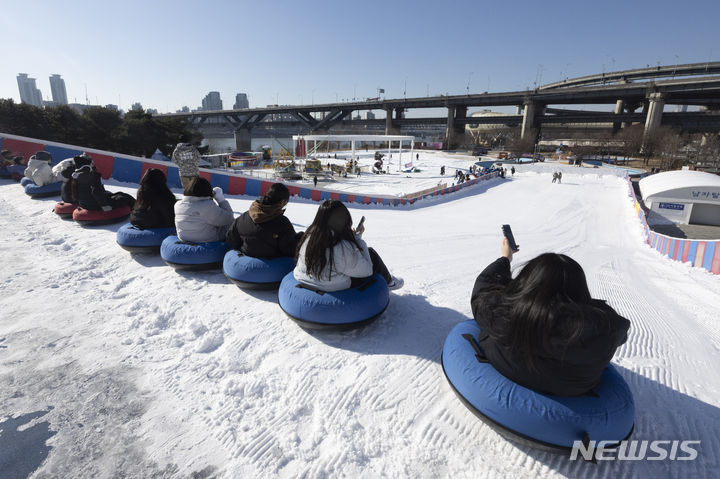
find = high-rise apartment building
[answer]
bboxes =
[202,91,223,111]
[233,93,249,109]
[16,73,43,107]
[49,74,68,105]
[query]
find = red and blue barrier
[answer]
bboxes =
[625,174,720,275]
[1,132,499,208]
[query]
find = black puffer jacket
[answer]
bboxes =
[130,196,176,229]
[471,257,630,396]
[73,167,110,210]
[226,200,302,258]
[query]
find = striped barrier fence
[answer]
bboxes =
[0,132,499,208]
[625,174,720,275]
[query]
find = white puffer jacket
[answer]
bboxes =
[294,233,373,291]
[174,196,234,243]
[24,157,60,186]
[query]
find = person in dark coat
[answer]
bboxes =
[225,183,303,258]
[130,168,177,229]
[470,238,630,396]
[72,153,135,211]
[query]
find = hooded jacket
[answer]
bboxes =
[24,155,60,186]
[73,165,110,210]
[226,200,301,258]
[53,159,76,203]
[293,233,373,292]
[171,143,201,177]
[174,196,234,243]
[470,257,630,396]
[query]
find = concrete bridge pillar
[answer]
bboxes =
[520,101,537,139]
[385,107,398,135]
[644,93,665,137]
[613,99,625,133]
[445,105,456,148]
[234,128,251,151]
[516,105,523,115]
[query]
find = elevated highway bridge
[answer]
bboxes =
[156,62,720,149]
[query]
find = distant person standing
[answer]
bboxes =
[313,175,318,187]
[440,165,445,176]
[511,166,515,176]
[416,153,419,161]
[172,134,201,189]
[552,172,558,183]
[557,171,562,183]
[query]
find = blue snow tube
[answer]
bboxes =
[116,224,176,254]
[278,272,390,330]
[24,181,62,198]
[20,177,34,187]
[223,251,295,289]
[160,235,229,270]
[442,320,634,453]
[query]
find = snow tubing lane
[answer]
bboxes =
[160,235,229,270]
[223,251,295,289]
[24,181,62,198]
[72,206,131,225]
[20,177,34,187]
[442,320,635,453]
[278,272,390,330]
[116,224,176,254]
[53,202,77,218]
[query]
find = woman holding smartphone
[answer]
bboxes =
[470,237,630,396]
[294,200,403,292]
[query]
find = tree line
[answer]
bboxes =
[0,99,198,158]
[467,123,720,172]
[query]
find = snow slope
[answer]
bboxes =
[1,162,719,478]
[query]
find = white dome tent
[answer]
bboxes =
[639,170,720,226]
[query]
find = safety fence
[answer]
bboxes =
[0,132,498,208]
[625,174,720,275]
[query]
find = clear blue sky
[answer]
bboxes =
[1,0,718,113]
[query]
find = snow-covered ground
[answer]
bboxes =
[1,157,719,478]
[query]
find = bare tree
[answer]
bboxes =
[507,129,537,159]
[655,128,684,171]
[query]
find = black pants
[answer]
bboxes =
[108,191,136,209]
[350,247,392,287]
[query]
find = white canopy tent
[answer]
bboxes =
[292,134,415,174]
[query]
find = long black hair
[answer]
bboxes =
[477,253,594,370]
[134,168,176,211]
[297,200,362,278]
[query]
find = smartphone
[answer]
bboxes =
[502,224,520,252]
[357,216,366,230]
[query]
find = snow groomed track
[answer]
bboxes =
[1,146,719,478]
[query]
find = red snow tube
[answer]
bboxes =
[53,202,78,218]
[73,206,131,225]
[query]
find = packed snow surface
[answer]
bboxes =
[1,155,719,478]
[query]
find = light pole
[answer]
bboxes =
[466,72,473,95]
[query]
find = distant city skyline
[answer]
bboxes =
[1,0,719,115]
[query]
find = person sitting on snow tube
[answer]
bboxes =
[294,200,403,292]
[1,151,27,181]
[24,151,61,186]
[130,168,177,229]
[52,157,78,204]
[72,153,135,211]
[174,176,234,243]
[225,182,303,257]
[470,238,630,397]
